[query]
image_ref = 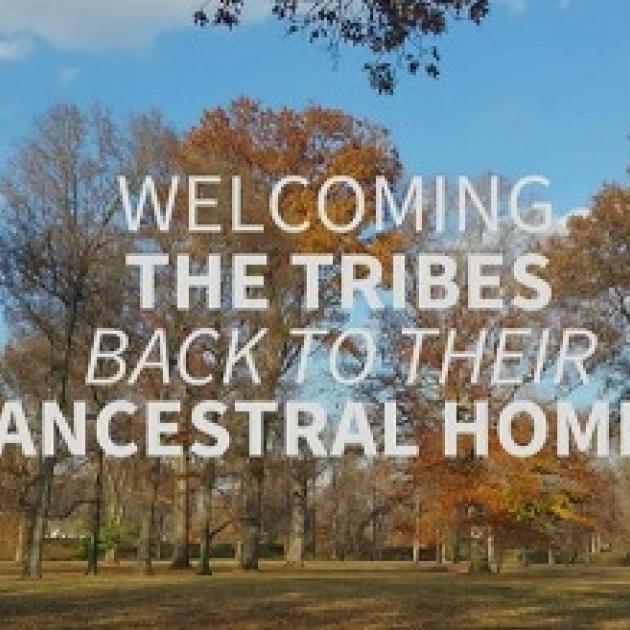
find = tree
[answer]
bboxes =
[373,185,613,570]
[0,105,130,578]
[194,0,490,93]
[546,184,630,402]
[413,408,608,571]
[543,182,630,560]
[178,98,402,568]
[0,105,173,578]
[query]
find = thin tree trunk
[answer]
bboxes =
[306,476,315,558]
[15,512,27,563]
[104,471,126,564]
[87,447,104,576]
[331,462,339,561]
[453,534,461,563]
[239,458,263,570]
[136,458,160,575]
[198,462,215,576]
[412,490,421,562]
[371,483,379,561]
[520,547,529,569]
[23,361,70,579]
[171,444,191,570]
[286,473,307,565]
[435,530,443,565]
[487,530,494,567]
[22,457,54,579]
[22,330,73,579]
[495,545,504,573]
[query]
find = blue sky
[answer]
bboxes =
[0,0,629,211]
[0,0,625,401]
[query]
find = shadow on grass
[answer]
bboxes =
[2,567,630,628]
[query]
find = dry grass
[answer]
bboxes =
[1,561,630,628]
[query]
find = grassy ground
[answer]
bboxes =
[1,561,630,629]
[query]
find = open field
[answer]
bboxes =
[2,562,630,628]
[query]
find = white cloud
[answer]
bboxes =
[0,0,270,56]
[0,1,199,51]
[0,36,31,62]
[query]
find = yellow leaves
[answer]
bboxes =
[549,501,593,528]
[411,412,606,542]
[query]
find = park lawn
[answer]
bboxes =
[1,563,630,628]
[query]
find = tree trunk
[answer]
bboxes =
[453,534,461,563]
[155,513,164,561]
[286,473,307,565]
[87,448,104,576]
[136,458,160,575]
[519,547,529,569]
[198,463,215,576]
[583,537,591,564]
[435,531,444,565]
[412,490,421,562]
[331,463,340,561]
[239,458,263,570]
[370,483,380,561]
[105,494,125,564]
[22,457,54,579]
[170,445,191,570]
[306,503,316,558]
[15,512,27,563]
[487,530,494,565]
[590,533,601,554]
[495,546,504,573]
[412,540,420,562]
